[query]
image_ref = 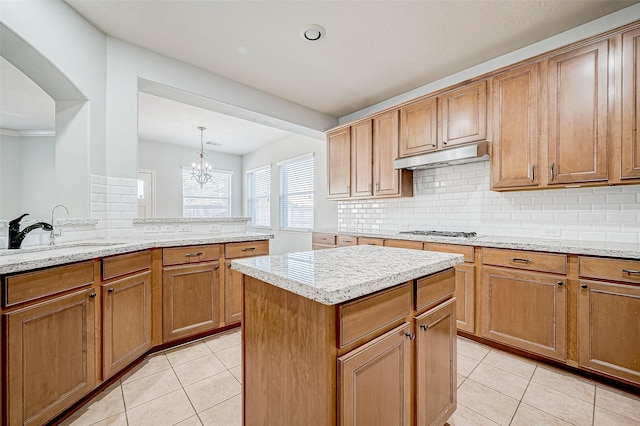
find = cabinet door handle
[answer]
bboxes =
[556,281,563,286]
[227,263,232,268]
[107,288,115,293]
[550,162,555,181]
[185,252,203,257]
[581,284,588,289]
[531,164,535,181]
[404,332,415,340]
[420,324,428,331]
[241,247,256,252]
[510,257,532,264]
[88,290,97,298]
[214,265,219,270]
[622,269,640,275]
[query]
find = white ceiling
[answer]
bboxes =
[1,0,637,153]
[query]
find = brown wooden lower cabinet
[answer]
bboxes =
[163,261,221,342]
[578,279,640,384]
[243,269,456,426]
[102,270,152,379]
[224,261,243,325]
[481,266,567,361]
[453,263,475,334]
[5,287,97,426]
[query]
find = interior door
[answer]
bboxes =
[137,170,155,218]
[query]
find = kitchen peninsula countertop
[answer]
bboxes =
[0,232,273,274]
[231,245,463,305]
[316,229,640,259]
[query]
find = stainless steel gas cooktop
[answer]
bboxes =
[398,230,477,238]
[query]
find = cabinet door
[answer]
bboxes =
[224,261,243,325]
[163,262,221,342]
[399,96,438,157]
[454,264,475,334]
[338,323,412,426]
[350,120,373,198]
[327,128,351,199]
[481,266,567,361]
[415,298,456,426]
[441,80,487,147]
[6,288,96,426]
[578,280,640,384]
[102,271,151,379]
[491,65,539,189]
[547,40,609,184]
[373,110,404,197]
[621,27,640,180]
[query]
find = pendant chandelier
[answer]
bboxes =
[191,126,213,188]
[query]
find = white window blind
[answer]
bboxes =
[182,166,232,218]
[279,154,314,230]
[246,166,271,227]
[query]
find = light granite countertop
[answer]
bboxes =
[315,229,640,260]
[231,245,463,305]
[0,233,273,275]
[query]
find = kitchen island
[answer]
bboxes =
[232,245,463,426]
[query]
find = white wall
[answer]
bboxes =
[0,133,20,219]
[243,134,337,254]
[138,139,243,217]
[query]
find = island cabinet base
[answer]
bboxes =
[242,268,457,426]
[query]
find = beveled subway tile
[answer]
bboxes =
[594,406,640,426]
[522,382,594,426]
[510,403,573,426]
[457,353,482,377]
[165,342,213,367]
[481,350,536,380]
[447,404,499,426]
[595,385,640,422]
[126,389,195,426]
[457,379,519,426]
[215,344,242,369]
[122,368,182,408]
[184,370,242,413]
[468,362,529,400]
[204,329,241,353]
[531,366,595,403]
[62,383,124,426]
[121,353,171,385]
[173,353,227,387]
[199,394,242,426]
[457,337,491,362]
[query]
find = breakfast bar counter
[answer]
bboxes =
[232,245,463,425]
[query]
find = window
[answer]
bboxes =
[246,166,271,228]
[279,154,314,230]
[182,166,232,217]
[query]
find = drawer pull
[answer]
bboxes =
[184,252,204,257]
[88,290,97,298]
[420,324,428,331]
[404,332,415,340]
[510,257,532,264]
[622,269,640,275]
[107,288,115,293]
[581,284,588,289]
[241,247,256,252]
[557,281,563,286]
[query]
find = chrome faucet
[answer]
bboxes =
[49,204,69,246]
[8,214,53,249]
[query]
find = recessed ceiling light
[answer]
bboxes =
[300,24,325,42]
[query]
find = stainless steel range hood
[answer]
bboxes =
[394,141,490,170]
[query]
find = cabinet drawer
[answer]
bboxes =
[482,248,567,274]
[163,245,220,266]
[102,250,151,280]
[416,268,455,312]
[3,261,94,307]
[427,243,474,262]
[579,257,640,284]
[384,239,424,250]
[225,240,269,259]
[312,233,336,246]
[358,237,384,246]
[338,283,411,348]
[337,235,358,246]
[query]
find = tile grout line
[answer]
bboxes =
[507,365,536,426]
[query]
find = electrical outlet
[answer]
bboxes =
[160,225,175,233]
[177,224,192,233]
[143,226,158,233]
[542,227,561,237]
[209,225,222,234]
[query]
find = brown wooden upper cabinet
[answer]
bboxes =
[620,27,640,181]
[399,96,438,157]
[491,64,540,189]
[546,39,609,185]
[327,112,411,200]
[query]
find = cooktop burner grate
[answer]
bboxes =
[398,230,477,238]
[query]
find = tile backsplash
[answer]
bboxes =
[337,161,640,244]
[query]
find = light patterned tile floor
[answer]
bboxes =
[61,332,640,426]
